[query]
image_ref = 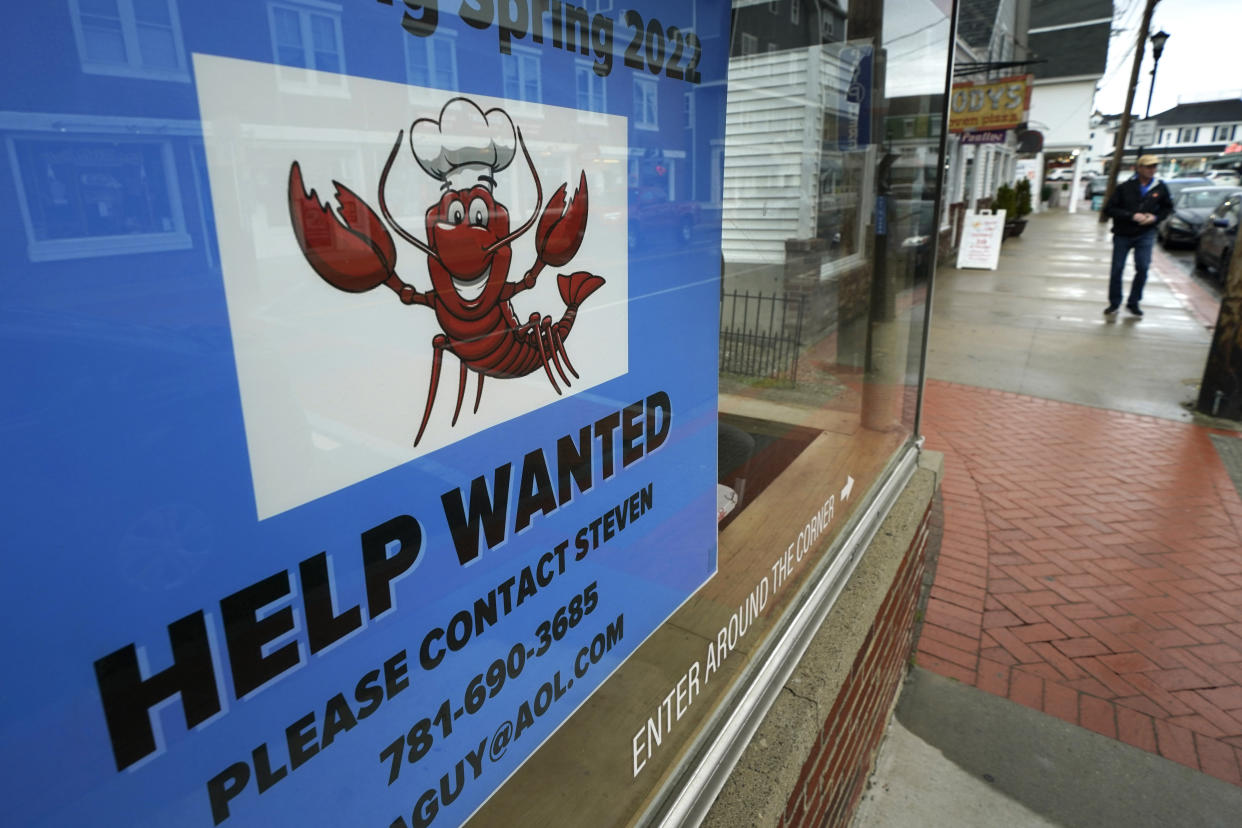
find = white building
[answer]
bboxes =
[1023,0,1110,206]
[1147,98,1242,175]
[1085,111,1120,175]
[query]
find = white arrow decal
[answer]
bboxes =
[841,475,855,502]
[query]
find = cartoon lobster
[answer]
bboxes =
[287,97,604,446]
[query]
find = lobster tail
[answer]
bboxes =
[550,271,605,381]
[557,271,605,307]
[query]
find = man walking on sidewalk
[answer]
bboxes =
[1103,154,1173,316]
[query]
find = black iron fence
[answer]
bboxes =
[719,290,805,386]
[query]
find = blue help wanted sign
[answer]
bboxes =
[0,2,728,827]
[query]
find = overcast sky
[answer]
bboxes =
[1094,0,1240,118]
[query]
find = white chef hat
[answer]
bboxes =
[409,98,517,192]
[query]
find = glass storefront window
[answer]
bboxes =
[0,0,952,824]
[477,0,954,823]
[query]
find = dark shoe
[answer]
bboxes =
[1104,304,1120,315]
[1127,303,1143,316]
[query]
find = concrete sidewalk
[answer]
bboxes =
[924,208,1218,422]
[853,209,1242,827]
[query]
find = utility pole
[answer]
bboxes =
[1099,0,1160,223]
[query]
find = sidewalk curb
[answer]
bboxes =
[897,667,1242,828]
[1151,244,1218,328]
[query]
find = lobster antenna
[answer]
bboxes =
[379,130,438,260]
[487,126,542,253]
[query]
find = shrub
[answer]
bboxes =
[994,183,1018,218]
[1014,178,1032,218]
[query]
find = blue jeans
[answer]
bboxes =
[1109,230,1155,308]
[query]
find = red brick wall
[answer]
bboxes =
[781,503,932,828]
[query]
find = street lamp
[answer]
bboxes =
[1145,29,1170,120]
[1135,29,1170,159]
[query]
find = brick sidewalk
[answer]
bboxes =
[917,380,1242,785]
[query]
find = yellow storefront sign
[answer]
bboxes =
[949,74,1031,132]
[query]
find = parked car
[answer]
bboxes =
[1203,170,1241,187]
[1085,174,1210,201]
[1162,175,1212,201]
[1194,191,1241,279]
[624,186,700,250]
[1157,186,1242,248]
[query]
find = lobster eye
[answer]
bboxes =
[469,198,489,228]
[447,199,465,225]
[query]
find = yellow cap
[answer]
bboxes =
[1137,154,1160,166]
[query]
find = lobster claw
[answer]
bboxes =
[535,171,588,268]
[288,161,397,292]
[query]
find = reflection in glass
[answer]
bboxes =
[79,0,127,63]
[272,6,305,65]
[406,31,458,89]
[268,1,344,72]
[503,47,544,103]
[3,0,950,821]
[70,0,189,79]
[14,139,175,240]
[476,0,952,824]
[6,128,191,262]
[133,0,179,68]
[633,77,658,130]
[576,61,607,113]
